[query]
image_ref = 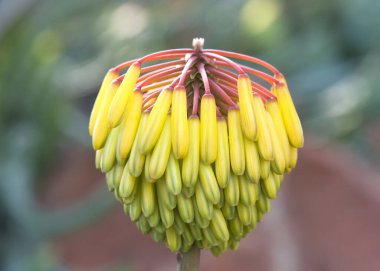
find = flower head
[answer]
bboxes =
[89,38,303,255]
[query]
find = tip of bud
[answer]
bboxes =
[275,82,286,91]
[174,85,186,92]
[111,78,122,85]
[238,73,250,81]
[192,37,204,51]
[132,61,142,69]
[202,93,214,99]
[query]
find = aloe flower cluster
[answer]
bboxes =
[89,38,303,255]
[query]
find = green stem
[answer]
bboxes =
[177,246,201,271]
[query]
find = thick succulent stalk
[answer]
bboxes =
[177,246,200,271]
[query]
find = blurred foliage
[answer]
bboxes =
[0,0,379,270]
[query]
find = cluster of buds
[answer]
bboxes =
[89,38,303,256]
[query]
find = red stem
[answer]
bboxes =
[216,106,223,118]
[141,78,174,93]
[142,71,192,105]
[209,78,236,107]
[137,66,183,88]
[178,55,198,87]
[239,63,279,84]
[138,65,177,82]
[143,89,161,105]
[169,69,194,88]
[203,49,280,74]
[192,81,200,116]
[208,67,236,84]
[197,63,211,94]
[112,59,137,72]
[140,53,187,63]
[144,102,155,111]
[215,98,233,114]
[217,78,236,89]
[213,60,279,84]
[209,67,275,99]
[251,82,275,99]
[138,49,194,63]
[215,81,238,99]
[141,59,185,73]
[202,52,245,74]
[113,53,187,71]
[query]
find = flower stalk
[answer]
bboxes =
[177,246,200,271]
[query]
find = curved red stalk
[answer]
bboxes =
[138,66,173,82]
[115,73,125,83]
[209,78,236,107]
[114,53,187,71]
[217,78,236,89]
[141,59,185,73]
[140,53,187,63]
[168,69,194,88]
[192,81,200,116]
[143,89,161,105]
[238,63,279,84]
[216,106,223,118]
[202,52,245,74]
[197,63,211,94]
[152,71,182,83]
[141,78,174,93]
[215,81,238,100]
[210,67,275,99]
[177,55,198,87]
[214,97,234,115]
[144,102,155,111]
[137,66,183,88]
[115,67,179,83]
[186,92,193,115]
[112,59,138,72]
[213,60,279,84]
[138,49,194,63]
[142,70,192,105]
[212,67,238,81]
[207,67,237,84]
[203,49,280,74]
[251,82,275,99]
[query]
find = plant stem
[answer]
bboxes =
[177,246,201,271]
[197,62,211,94]
[203,49,280,74]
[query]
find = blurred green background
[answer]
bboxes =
[1,0,379,270]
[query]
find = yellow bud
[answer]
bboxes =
[108,62,141,127]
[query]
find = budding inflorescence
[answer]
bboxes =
[89,38,304,256]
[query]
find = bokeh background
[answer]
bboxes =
[1,0,380,270]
